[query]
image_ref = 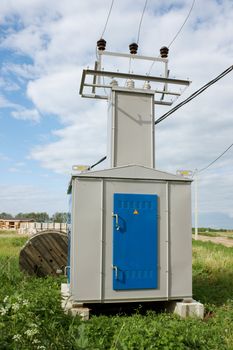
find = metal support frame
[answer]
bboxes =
[98,50,168,63]
[79,69,191,106]
[79,49,191,106]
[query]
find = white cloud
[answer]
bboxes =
[0,94,18,108]
[2,63,40,81]
[0,76,19,91]
[27,67,84,122]
[0,153,10,161]
[0,184,66,215]
[30,102,107,173]
[11,108,41,122]
[8,162,29,173]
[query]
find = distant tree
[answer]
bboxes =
[15,213,25,220]
[52,212,68,223]
[34,212,50,222]
[0,212,13,219]
[15,212,49,222]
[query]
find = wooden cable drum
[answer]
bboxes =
[19,230,68,277]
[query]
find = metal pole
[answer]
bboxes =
[194,169,198,240]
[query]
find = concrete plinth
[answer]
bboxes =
[61,283,90,320]
[170,299,204,319]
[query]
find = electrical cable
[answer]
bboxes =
[199,142,233,173]
[89,156,107,170]
[155,65,233,125]
[100,0,115,38]
[147,0,195,76]
[127,0,148,75]
[168,0,196,48]
[97,0,115,93]
[136,0,148,45]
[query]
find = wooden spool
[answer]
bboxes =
[19,230,68,277]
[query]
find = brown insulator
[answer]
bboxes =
[129,42,138,54]
[160,46,169,58]
[97,38,106,51]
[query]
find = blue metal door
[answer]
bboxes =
[112,193,158,290]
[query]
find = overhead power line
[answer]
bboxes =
[155,65,233,125]
[136,0,148,45]
[168,0,196,48]
[127,0,148,74]
[199,142,233,173]
[147,0,195,76]
[100,0,115,38]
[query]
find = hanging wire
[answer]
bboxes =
[136,0,149,45]
[199,142,233,173]
[126,1,148,77]
[155,65,233,125]
[147,59,156,76]
[128,1,148,75]
[168,0,196,48]
[100,0,115,38]
[96,0,115,95]
[147,0,195,76]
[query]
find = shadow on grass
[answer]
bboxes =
[193,271,233,305]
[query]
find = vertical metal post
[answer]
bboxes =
[100,179,104,301]
[97,51,102,85]
[165,182,170,300]
[164,61,168,93]
[194,169,198,240]
[111,91,116,168]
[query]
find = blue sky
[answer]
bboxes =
[0,0,233,227]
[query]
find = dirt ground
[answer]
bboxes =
[193,234,233,248]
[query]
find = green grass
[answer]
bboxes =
[193,230,233,239]
[0,230,18,235]
[0,236,232,349]
[192,240,233,305]
[0,236,28,257]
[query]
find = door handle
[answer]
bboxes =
[112,213,120,231]
[112,265,119,279]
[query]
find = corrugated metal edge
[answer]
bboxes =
[67,165,191,193]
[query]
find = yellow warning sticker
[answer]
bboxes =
[133,209,139,215]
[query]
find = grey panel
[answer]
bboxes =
[111,90,154,168]
[170,183,192,298]
[71,179,102,301]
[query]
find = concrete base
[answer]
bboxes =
[169,299,204,319]
[61,283,90,320]
[61,284,204,320]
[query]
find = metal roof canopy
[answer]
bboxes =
[68,165,192,193]
[79,50,191,106]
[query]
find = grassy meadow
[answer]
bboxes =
[192,228,233,240]
[0,235,232,349]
